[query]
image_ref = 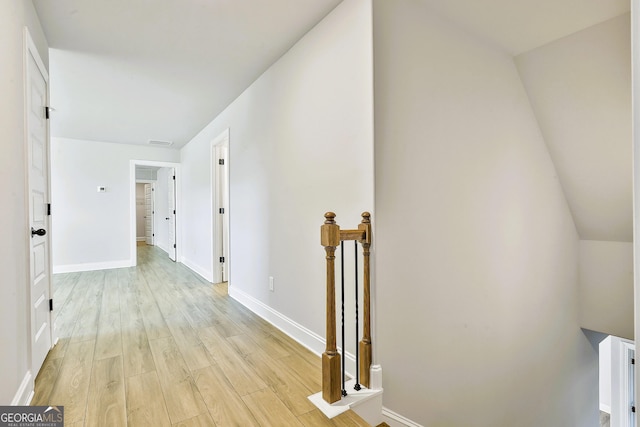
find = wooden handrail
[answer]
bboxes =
[320,212,372,404]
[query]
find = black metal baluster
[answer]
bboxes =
[340,241,347,397]
[354,240,361,391]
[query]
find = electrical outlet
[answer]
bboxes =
[269,276,274,292]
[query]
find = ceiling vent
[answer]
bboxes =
[147,139,173,147]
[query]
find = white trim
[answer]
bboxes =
[180,256,213,283]
[53,259,131,274]
[632,0,640,423]
[229,286,325,356]
[136,237,145,242]
[382,407,424,427]
[610,336,635,427]
[229,285,375,379]
[11,371,33,406]
[130,160,181,267]
[308,378,382,424]
[157,241,171,256]
[210,129,230,284]
[620,340,635,427]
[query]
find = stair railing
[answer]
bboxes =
[320,211,372,404]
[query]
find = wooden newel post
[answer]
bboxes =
[321,212,341,403]
[358,212,372,388]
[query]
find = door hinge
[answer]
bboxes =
[45,106,51,119]
[173,175,176,180]
[49,299,53,311]
[219,159,225,165]
[219,256,225,263]
[173,209,176,215]
[632,406,636,413]
[173,244,176,249]
[219,208,225,214]
[633,358,635,365]
[47,203,51,216]
[152,233,154,237]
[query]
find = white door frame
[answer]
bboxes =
[211,129,230,284]
[610,337,636,427]
[633,2,640,426]
[24,27,54,389]
[167,167,177,262]
[129,160,181,266]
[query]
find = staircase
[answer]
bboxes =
[308,212,384,425]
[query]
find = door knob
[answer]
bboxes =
[31,227,46,237]
[166,217,170,220]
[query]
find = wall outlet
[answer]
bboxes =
[269,276,274,292]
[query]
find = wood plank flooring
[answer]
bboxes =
[32,245,371,426]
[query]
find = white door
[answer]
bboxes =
[26,32,52,374]
[144,184,154,245]
[167,168,176,261]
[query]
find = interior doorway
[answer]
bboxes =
[130,160,180,266]
[211,129,230,283]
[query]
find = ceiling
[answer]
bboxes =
[33,0,630,149]
[420,0,629,55]
[34,0,632,241]
[33,0,342,148]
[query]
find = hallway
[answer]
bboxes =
[32,245,369,426]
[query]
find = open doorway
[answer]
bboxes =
[211,129,230,284]
[130,160,180,266]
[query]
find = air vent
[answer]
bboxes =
[147,139,173,147]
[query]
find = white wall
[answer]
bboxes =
[580,241,633,339]
[372,1,597,425]
[0,0,49,405]
[515,14,631,242]
[180,0,373,337]
[50,137,179,272]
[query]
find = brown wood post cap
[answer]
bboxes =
[361,212,371,223]
[324,212,336,224]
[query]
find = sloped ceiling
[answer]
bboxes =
[419,0,629,55]
[33,0,342,147]
[516,14,632,242]
[33,0,632,242]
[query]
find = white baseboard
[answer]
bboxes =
[180,256,213,282]
[382,407,424,427]
[12,371,33,406]
[229,286,326,358]
[229,287,372,380]
[53,259,132,274]
[157,242,169,255]
[180,275,420,427]
[136,237,145,242]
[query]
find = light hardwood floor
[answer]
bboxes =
[32,245,371,427]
